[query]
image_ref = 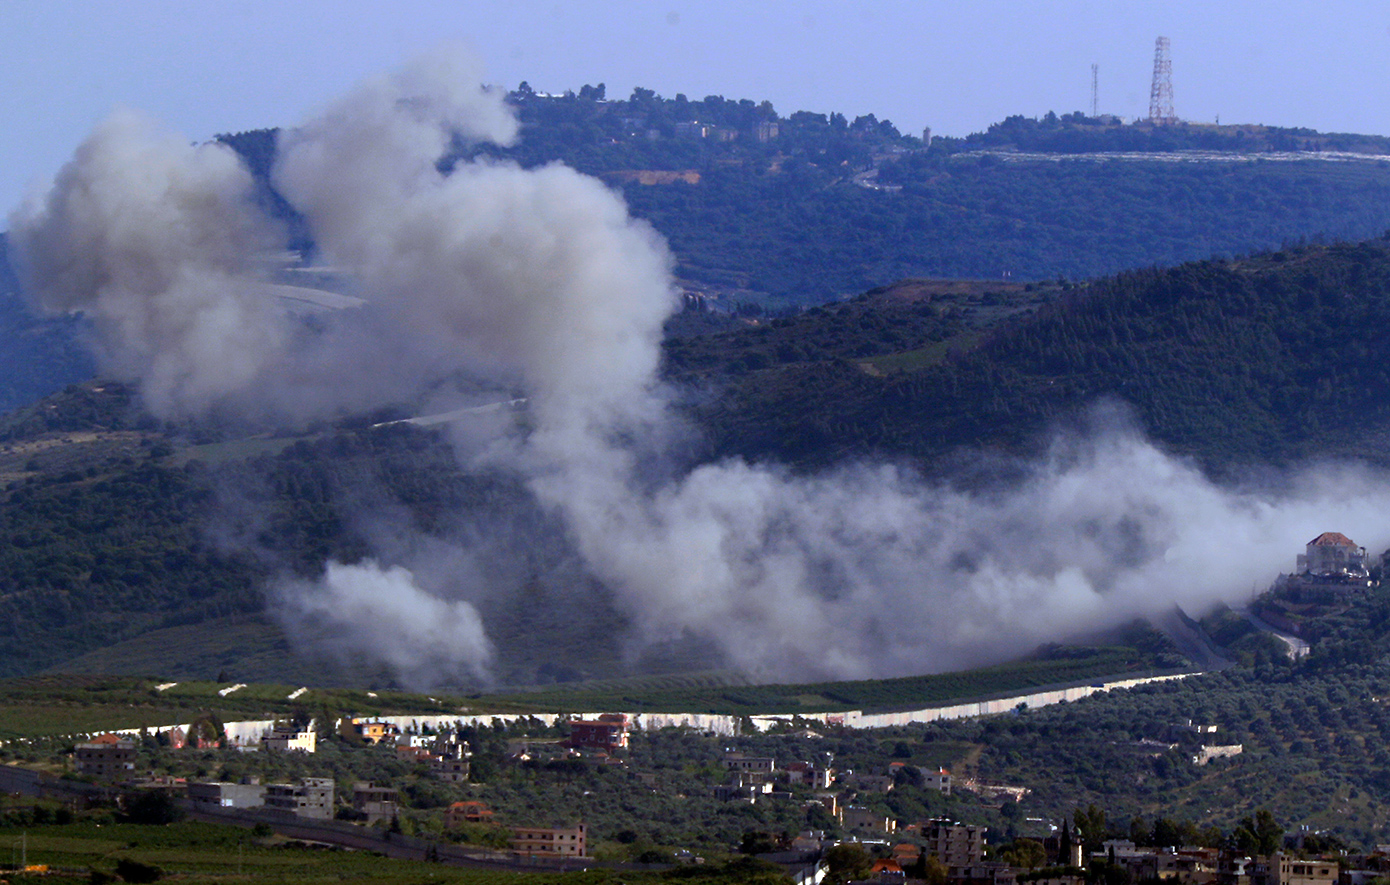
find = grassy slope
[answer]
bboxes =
[5,628,1184,737]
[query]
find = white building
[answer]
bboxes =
[262,726,316,753]
[1297,532,1368,579]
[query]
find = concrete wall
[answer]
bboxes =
[126,672,1195,744]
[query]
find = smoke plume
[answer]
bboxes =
[274,559,492,688]
[12,50,1390,686]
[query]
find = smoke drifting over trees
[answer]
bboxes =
[11,50,1390,687]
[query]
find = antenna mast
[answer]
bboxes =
[1148,37,1175,123]
[1091,63,1098,117]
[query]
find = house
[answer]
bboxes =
[568,714,629,751]
[74,735,136,779]
[188,780,265,810]
[444,801,494,828]
[1290,532,1372,589]
[350,720,400,745]
[752,120,780,142]
[262,725,316,753]
[265,777,334,820]
[352,782,399,825]
[926,819,985,869]
[511,823,587,857]
[786,761,833,789]
[865,858,906,881]
[841,806,897,833]
[723,753,776,784]
[1268,854,1337,885]
[432,756,472,783]
[921,767,952,794]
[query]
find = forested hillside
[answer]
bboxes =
[7,236,1390,680]
[7,90,1390,415]
[0,235,93,415]
[218,91,1390,308]
[680,237,1390,472]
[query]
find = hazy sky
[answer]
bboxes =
[3,0,1388,217]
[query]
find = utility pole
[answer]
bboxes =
[1091,63,1098,117]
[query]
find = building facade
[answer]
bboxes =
[265,777,334,819]
[511,823,587,857]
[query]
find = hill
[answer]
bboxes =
[8,235,1390,683]
[0,233,94,415]
[9,93,1390,416]
[217,94,1390,309]
[679,236,1390,472]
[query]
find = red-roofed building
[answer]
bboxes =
[74,736,136,779]
[1294,532,1371,588]
[567,714,629,751]
[444,801,495,827]
[870,858,906,880]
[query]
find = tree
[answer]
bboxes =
[114,859,162,884]
[1235,809,1283,855]
[120,790,184,825]
[825,843,874,885]
[1001,839,1047,869]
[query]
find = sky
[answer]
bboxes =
[2,0,1389,217]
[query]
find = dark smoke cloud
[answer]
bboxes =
[12,50,1390,686]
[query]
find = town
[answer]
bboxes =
[1,530,1386,883]
[0,689,1373,885]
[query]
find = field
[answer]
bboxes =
[0,675,457,740]
[473,642,1185,715]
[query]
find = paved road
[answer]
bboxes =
[1241,608,1311,659]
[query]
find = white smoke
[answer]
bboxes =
[275,560,492,687]
[7,108,289,417]
[12,50,1390,686]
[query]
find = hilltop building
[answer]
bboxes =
[1284,532,1373,591]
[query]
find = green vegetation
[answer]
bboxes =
[0,675,468,740]
[0,820,788,884]
[0,233,94,417]
[953,111,1390,155]
[217,94,1390,311]
[685,236,1390,472]
[14,236,1390,681]
[0,628,1180,738]
[481,635,1185,716]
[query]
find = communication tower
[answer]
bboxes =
[1090,63,1098,117]
[1148,36,1176,123]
